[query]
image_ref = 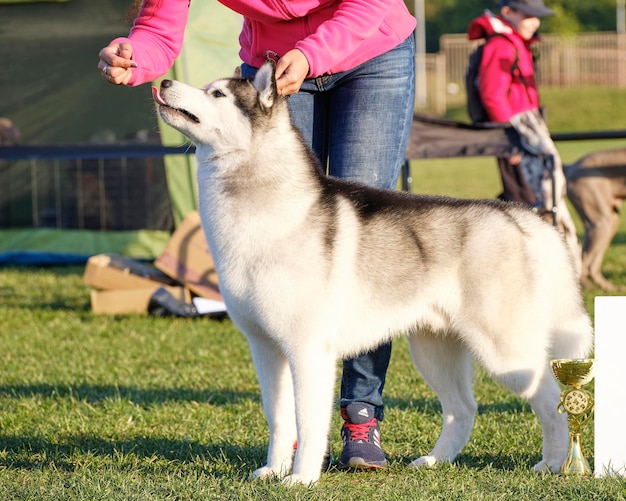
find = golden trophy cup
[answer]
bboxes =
[551,358,596,475]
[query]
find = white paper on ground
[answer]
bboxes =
[192,297,227,314]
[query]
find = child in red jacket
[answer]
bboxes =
[467,0,582,276]
[468,0,553,206]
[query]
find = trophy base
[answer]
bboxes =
[561,432,591,475]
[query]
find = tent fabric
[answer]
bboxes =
[0,0,69,3]
[156,2,243,225]
[0,251,89,266]
[406,114,523,159]
[0,145,175,263]
[0,228,171,265]
[0,3,242,264]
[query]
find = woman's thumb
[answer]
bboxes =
[117,43,137,67]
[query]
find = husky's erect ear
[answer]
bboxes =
[233,65,242,78]
[252,60,277,110]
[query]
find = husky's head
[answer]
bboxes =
[152,61,282,154]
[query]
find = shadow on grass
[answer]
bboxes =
[1,381,531,415]
[450,451,541,471]
[386,395,531,416]
[0,383,259,407]
[0,433,266,475]
[611,231,626,244]
[389,453,540,472]
[0,432,543,477]
[0,287,88,312]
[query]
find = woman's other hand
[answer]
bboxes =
[275,49,309,96]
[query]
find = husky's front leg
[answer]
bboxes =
[282,340,337,486]
[246,336,298,481]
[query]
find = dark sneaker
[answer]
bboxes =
[339,403,387,469]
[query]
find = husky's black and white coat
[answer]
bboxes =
[152,62,592,486]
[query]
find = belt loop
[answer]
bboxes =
[315,76,325,91]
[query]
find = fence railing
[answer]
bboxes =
[442,32,626,89]
[3,126,625,233]
[0,144,187,231]
[419,32,626,114]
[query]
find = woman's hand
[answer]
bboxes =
[98,42,138,85]
[275,49,310,96]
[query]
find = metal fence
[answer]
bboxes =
[419,32,626,114]
[3,30,626,234]
[0,144,184,231]
[3,130,625,235]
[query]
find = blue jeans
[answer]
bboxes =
[242,35,415,422]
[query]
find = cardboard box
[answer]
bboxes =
[154,211,222,300]
[90,285,190,315]
[84,254,177,291]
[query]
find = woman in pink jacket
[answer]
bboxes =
[98,0,416,472]
[468,0,553,206]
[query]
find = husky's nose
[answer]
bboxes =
[161,79,173,89]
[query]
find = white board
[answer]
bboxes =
[594,296,626,477]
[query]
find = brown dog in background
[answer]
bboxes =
[566,147,626,291]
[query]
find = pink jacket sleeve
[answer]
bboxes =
[112,0,190,86]
[294,0,395,77]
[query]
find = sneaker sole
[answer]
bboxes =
[338,457,387,470]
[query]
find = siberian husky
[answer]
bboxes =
[152,61,593,486]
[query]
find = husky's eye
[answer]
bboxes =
[210,89,226,98]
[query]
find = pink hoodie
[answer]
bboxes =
[114,0,416,86]
[467,11,540,122]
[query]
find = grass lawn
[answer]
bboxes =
[2,150,626,498]
[1,84,626,499]
[1,265,625,500]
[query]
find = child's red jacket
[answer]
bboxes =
[468,12,541,123]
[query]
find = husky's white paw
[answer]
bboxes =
[532,458,563,474]
[409,455,439,468]
[281,473,319,487]
[251,465,283,480]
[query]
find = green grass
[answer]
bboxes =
[2,85,626,498]
[445,86,626,133]
[1,266,625,500]
[2,154,626,499]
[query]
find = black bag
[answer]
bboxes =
[466,34,520,124]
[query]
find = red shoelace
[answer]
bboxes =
[341,409,378,442]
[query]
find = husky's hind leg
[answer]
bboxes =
[407,334,477,467]
[246,335,298,481]
[526,368,569,473]
[489,360,568,473]
[531,313,592,471]
[473,334,568,474]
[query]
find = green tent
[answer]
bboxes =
[157,2,243,225]
[0,1,242,264]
